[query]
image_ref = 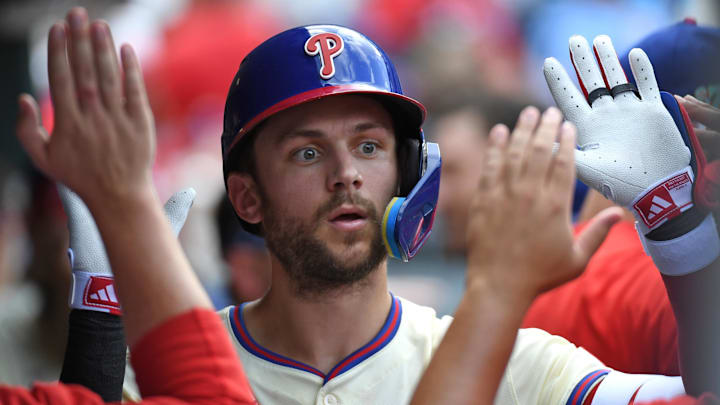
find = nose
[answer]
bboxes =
[327,150,363,192]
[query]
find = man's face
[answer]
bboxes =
[436,109,488,255]
[251,95,398,297]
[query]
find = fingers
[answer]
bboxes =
[592,35,638,104]
[16,94,50,174]
[543,57,589,123]
[66,7,101,112]
[591,35,623,88]
[91,21,123,112]
[523,108,564,187]
[548,121,577,199]
[628,48,660,102]
[695,128,720,160]
[505,106,540,183]
[679,95,720,130]
[479,124,509,191]
[676,95,720,159]
[163,188,197,236]
[572,206,623,269]
[568,35,611,107]
[121,44,150,120]
[47,22,79,119]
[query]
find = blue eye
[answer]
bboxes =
[360,142,377,155]
[294,147,319,162]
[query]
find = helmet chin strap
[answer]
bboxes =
[382,142,442,262]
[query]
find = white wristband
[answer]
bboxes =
[637,213,720,276]
[69,271,122,315]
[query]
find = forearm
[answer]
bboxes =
[59,310,126,401]
[85,184,211,346]
[662,256,720,396]
[131,308,255,404]
[410,279,533,405]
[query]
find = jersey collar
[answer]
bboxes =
[230,293,402,384]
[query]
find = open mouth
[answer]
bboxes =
[328,207,369,231]
[333,213,365,222]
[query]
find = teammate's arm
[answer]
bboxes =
[659,219,720,396]
[411,107,622,405]
[9,7,255,405]
[57,185,195,402]
[667,95,720,395]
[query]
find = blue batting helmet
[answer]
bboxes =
[221,25,441,261]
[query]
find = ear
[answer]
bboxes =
[227,173,263,224]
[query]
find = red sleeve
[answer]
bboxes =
[0,382,106,405]
[0,309,256,405]
[131,308,257,405]
[522,221,679,375]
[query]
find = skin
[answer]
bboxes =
[227,95,399,373]
[412,106,623,404]
[677,94,720,161]
[226,246,271,302]
[435,107,633,254]
[411,97,720,402]
[436,108,488,254]
[13,8,257,404]
[15,7,212,347]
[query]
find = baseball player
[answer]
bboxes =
[34,11,719,405]
[215,25,718,404]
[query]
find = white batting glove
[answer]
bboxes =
[543,34,720,276]
[59,185,196,314]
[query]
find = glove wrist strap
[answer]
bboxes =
[69,271,122,315]
[636,213,720,276]
[631,166,695,234]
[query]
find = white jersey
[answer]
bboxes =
[217,294,609,405]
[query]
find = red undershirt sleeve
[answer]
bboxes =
[130,308,257,405]
[0,309,256,405]
[0,382,107,405]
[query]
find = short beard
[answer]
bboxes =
[262,191,388,300]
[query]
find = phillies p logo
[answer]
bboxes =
[304,32,344,80]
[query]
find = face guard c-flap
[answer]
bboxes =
[382,142,441,262]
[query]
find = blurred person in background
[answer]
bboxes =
[433,93,531,255]
[0,3,63,386]
[368,0,529,106]
[434,19,720,377]
[214,195,270,307]
[0,173,71,386]
[619,18,720,108]
[141,0,282,295]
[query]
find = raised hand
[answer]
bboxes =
[677,94,720,162]
[465,106,621,299]
[544,35,690,209]
[16,7,155,210]
[544,34,720,276]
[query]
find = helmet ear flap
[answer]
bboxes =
[397,137,421,197]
